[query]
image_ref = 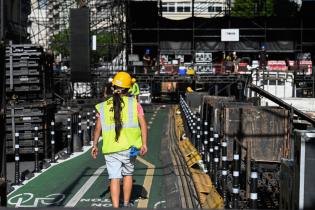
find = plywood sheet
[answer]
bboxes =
[223,107,289,162]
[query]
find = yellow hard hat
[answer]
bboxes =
[187,68,195,75]
[112,71,132,88]
[187,87,193,92]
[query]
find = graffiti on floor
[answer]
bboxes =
[8,193,65,207]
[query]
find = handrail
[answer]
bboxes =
[248,83,315,126]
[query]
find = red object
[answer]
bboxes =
[299,60,312,75]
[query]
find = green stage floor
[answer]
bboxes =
[8,106,169,208]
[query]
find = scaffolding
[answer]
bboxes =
[0,36,6,207]
[28,0,125,63]
[23,0,315,100]
[26,0,126,99]
[7,0,315,62]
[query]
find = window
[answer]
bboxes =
[184,6,191,12]
[169,3,175,12]
[208,6,215,12]
[177,6,184,12]
[162,2,175,12]
[181,2,191,12]
[177,3,184,12]
[162,3,168,12]
[215,7,222,12]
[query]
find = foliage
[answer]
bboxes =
[273,0,299,17]
[50,29,123,64]
[231,0,299,17]
[50,29,70,57]
[91,31,123,64]
[231,0,254,17]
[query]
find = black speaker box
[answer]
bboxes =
[70,8,90,82]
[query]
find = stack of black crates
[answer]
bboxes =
[0,43,6,205]
[5,43,54,159]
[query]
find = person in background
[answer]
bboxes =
[151,57,156,73]
[259,45,268,69]
[92,71,148,208]
[129,78,140,100]
[224,52,234,73]
[142,49,151,74]
[186,86,194,93]
[232,51,240,73]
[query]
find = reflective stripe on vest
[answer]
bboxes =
[99,97,139,131]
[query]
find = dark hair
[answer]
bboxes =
[102,83,113,99]
[112,86,129,141]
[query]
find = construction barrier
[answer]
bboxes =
[174,106,224,209]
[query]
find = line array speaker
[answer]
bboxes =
[70,7,90,82]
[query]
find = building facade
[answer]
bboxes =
[28,0,120,50]
[28,0,49,48]
[161,0,227,20]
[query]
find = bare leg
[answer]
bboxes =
[110,179,120,208]
[123,175,133,205]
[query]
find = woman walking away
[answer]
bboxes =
[92,71,148,208]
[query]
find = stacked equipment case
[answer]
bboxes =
[5,43,54,157]
[0,41,7,206]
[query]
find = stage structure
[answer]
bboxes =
[126,0,315,72]
[11,0,315,100]
[5,0,315,71]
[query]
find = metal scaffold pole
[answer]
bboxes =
[0,0,3,40]
[0,38,7,207]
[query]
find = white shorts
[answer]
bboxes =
[104,149,136,179]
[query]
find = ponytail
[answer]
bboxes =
[112,86,129,141]
[113,92,123,141]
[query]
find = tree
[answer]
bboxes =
[50,29,70,57]
[231,0,274,17]
[50,29,123,65]
[231,0,255,17]
[273,0,298,17]
[91,31,123,64]
[231,0,299,17]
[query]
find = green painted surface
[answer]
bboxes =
[144,107,168,208]
[7,105,169,208]
[8,149,104,207]
[77,159,147,208]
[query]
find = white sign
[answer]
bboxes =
[128,54,139,62]
[221,29,239,41]
[92,35,97,51]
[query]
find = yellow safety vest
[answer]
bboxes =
[128,83,140,96]
[95,96,142,154]
[132,83,140,96]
